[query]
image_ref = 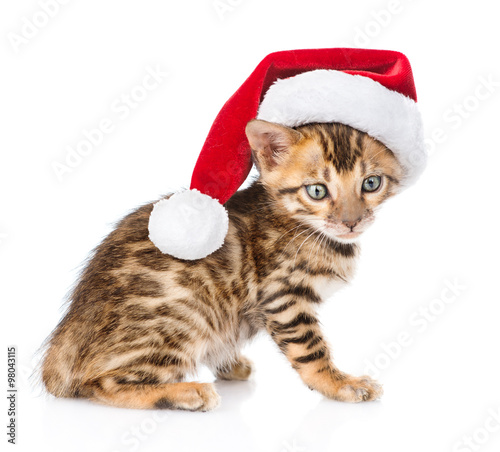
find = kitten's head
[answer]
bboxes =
[246,120,405,243]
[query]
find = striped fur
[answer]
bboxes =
[41,121,403,410]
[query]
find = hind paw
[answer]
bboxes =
[155,382,221,412]
[216,356,253,381]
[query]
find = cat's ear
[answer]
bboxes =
[245,119,302,170]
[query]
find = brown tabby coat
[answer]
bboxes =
[41,120,404,411]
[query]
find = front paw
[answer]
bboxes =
[332,375,383,403]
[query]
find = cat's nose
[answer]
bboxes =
[342,219,361,231]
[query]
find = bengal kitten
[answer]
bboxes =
[41,120,404,411]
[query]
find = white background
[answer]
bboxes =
[1,1,500,451]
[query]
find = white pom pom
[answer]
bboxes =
[148,189,229,260]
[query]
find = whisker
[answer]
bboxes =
[307,231,323,264]
[293,229,317,269]
[316,230,328,258]
[364,146,392,168]
[273,224,303,246]
[278,227,311,261]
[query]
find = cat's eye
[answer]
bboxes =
[305,184,328,200]
[362,176,382,192]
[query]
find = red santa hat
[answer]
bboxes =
[148,48,426,260]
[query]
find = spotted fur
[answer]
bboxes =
[41,121,404,410]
